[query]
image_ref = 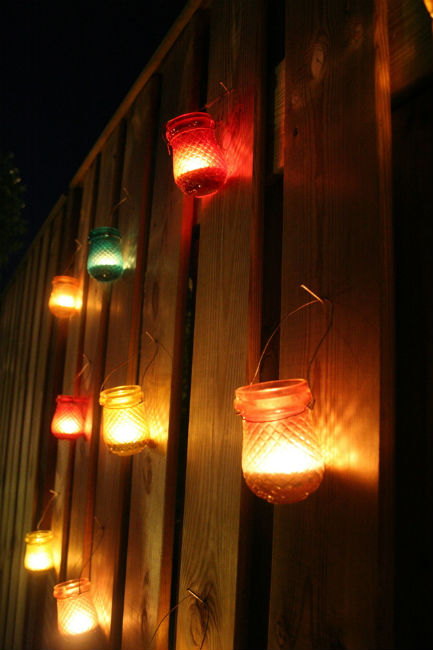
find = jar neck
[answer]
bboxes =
[166,112,215,143]
[234,379,312,421]
[99,385,143,408]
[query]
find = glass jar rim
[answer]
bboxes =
[53,578,91,599]
[234,378,312,421]
[25,529,54,543]
[51,275,79,286]
[55,394,88,405]
[99,384,143,408]
[88,226,121,241]
[166,111,215,141]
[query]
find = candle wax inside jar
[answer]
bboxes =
[175,167,227,197]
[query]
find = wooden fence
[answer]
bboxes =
[1,1,432,649]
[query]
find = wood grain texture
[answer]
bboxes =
[388,0,433,97]
[122,15,205,650]
[267,1,393,649]
[175,1,262,648]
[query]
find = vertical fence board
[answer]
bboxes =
[121,15,204,650]
[267,1,393,649]
[175,1,261,648]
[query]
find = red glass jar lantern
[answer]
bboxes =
[53,578,98,636]
[24,530,55,572]
[51,395,88,439]
[234,379,324,504]
[48,275,82,318]
[165,111,227,197]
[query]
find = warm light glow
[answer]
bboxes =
[51,396,88,439]
[87,227,123,282]
[54,579,98,636]
[99,385,150,455]
[48,276,82,318]
[235,379,324,504]
[166,112,227,197]
[24,530,54,572]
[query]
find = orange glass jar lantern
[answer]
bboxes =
[51,395,88,439]
[99,385,149,455]
[234,379,324,504]
[48,275,82,318]
[53,578,98,636]
[165,111,227,197]
[24,530,55,572]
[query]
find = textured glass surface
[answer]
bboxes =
[241,409,324,504]
[54,579,98,636]
[87,227,123,282]
[51,396,87,439]
[100,386,149,455]
[24,530,54,572]
[48,276,82,318]
[166,113,227,197]
[235,379,324,504]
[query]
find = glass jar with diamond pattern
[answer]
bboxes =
[99,385,149,455]
[165,111,227,197]
[87,226,123,282]
[53,578,98,636]
[234,379,324,504]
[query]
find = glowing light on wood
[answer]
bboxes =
[53,578,98,636]
[99,385,150,455]
[48,275,82,318]
[51,395,88,439]
[165,112,227,197]
[87,227,123,282]
[24,530,54,572]
[234,379,324,504]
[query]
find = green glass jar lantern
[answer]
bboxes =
[87,227,123,282]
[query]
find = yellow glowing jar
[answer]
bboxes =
[234,379,324,504]
[99,385,149,455]
[53,578,98,636]
[48,276,82,318]
[24,530,54,572]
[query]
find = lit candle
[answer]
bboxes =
[87,227,123,282]
[48,276,82,318]
[234,379,324,504]
[51,395,88,439]
[166,112,227,197]
[53,578,98,636]
[24,530,54,572]
[99,385,150,455]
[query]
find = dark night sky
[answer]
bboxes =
[1,0,187,270]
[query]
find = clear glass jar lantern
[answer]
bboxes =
[48,275,82,318]
[24,530,55,572]
[234,379,324,504]
[165,111,227,197]
[99,385,149,455]
[87,227,123,282]
[53,578,98,636]
[51,395,88,439]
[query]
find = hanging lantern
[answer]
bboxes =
[24,530,55,572]
[165,111,227,197]
[48,275,82,318]
[87,227,123,282]
[53,578,98,636]
[51,395,88,439]
[99,385,150,455]
[234,379,324,504]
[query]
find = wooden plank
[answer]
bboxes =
[121,13,207,650]
[0,243,44,648]
[267,1,393,649]
[175,1,263,648]
[388,0,433,98]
